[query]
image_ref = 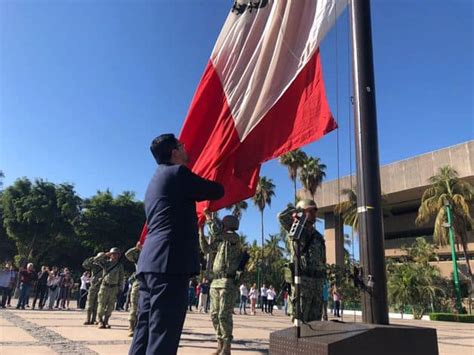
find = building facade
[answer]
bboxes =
[305,141,474,280]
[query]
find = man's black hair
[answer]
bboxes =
[150,134,179,164]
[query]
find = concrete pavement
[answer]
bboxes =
[0,307,472,354]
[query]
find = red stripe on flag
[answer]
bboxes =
[180,50,335,221]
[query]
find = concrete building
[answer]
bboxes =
[305,140,474,280]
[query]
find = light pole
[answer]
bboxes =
[443,201,463,312]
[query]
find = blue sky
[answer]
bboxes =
[1,0,472,254]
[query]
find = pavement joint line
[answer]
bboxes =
[0,310,98,355]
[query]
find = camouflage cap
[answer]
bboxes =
[222,215,239,230]
[96,252,105,258]
[296,199,318,210]
[109,247,120,254]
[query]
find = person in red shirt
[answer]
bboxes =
[16,263,37,310]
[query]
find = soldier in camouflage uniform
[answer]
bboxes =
[82,252,104,325]
[94,247,124,329]
[278,199,326,323]
[200,209,242,355]
[125,242,141,337]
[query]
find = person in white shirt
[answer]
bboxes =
[266,286,276,315]
[260,284,268,313]
[248,283,258,315]
[239,283,248,315]
[79,271,91,309]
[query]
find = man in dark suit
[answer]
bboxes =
[129,134,224,355]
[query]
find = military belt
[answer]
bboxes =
[103,282,119,287]
[214,272,236,279]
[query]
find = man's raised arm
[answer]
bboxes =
[180,165,224,202]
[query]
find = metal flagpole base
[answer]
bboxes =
[270,321,438,355]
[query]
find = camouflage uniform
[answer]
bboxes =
[124,247,140,336]
[279,206,327,322]
[200,216,242,355]
[94,253,124,328]
[82,256,104,324]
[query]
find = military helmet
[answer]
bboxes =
[222,215,239,230]
[96,252,105,258]
[296,199,318,210]
[109,247,120,254]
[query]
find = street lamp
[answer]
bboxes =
[444,200,463,313]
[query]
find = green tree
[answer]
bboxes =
[238,233,249,249]
[279,149,307,205]
[299,156,326,197]
[334,187,390,230]
[225,200,248,220]
[76,190,145,254]
[334,188,359,229]
[252,176,276,255]
[415,166,474,278]
[2,178,81,265]
[264,233,285,262]
[387,237,445,319]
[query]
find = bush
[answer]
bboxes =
[429,313,474,323]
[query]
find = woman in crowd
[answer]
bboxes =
[188,280,196,311]
[249,283,258,315]
[47,268,61,310]
[32,266,49,310]
[266,286,276,315]
[79,271,91,309]
[59,268,74,310]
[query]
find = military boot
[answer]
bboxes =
[97,315,106,329]
[128,320,135,337]
[104,316,111,329]
[92,310,98,324]
[212,339,223,355]
[83,311,92,325]
[220,340,231,355]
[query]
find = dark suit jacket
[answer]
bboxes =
[137,163,224,276]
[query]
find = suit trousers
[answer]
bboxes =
[129,273,189,355]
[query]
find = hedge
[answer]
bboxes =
[429,313,474,323]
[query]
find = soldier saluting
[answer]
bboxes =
[82,252,104,325]
[278,199,326,323]
[125,242,142,337]
[200,208,243,355]
[94,247,124,329]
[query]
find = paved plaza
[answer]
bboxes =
[0,307,472,354]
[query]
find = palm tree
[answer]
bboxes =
[388,238,445,319]
[334,188,359,229]
[279,149,307,205]
[335,187,390,230]
[225,200,248,220]
[252,176,276,290]
[264,233,285,262]
[238,233,249,248]
[416,166,474,278]
[252,176,276,250]
[299,156,326,197]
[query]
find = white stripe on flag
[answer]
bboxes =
[211,0,346,141]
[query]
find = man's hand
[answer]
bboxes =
[203,207,212,220]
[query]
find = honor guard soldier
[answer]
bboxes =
[200,209,243,355]
[278,199,326,323]
[82,252,104,325]
[94,247,124,329]
[125,242,142,337]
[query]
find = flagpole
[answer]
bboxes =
[350,0,389,324]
